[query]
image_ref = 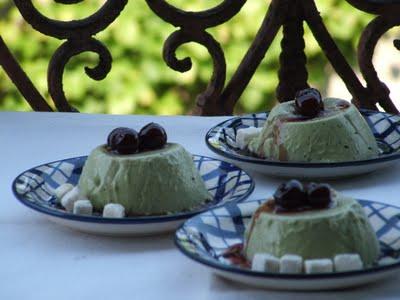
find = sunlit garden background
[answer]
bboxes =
[1,0,399,115]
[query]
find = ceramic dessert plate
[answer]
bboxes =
[206,110,400,178]
[175,198,400,290]
[12,155,254,236]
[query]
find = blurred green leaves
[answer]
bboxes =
[0,0,371,115]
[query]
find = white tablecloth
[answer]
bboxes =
[1,111,400,300]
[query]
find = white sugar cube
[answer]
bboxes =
[280,254,303,274]
[61,186,82,212]
[103,203,125,218]
[54,183,74,201]
[236,127,262,149]
[73,200,93,216]
[304,259,333,274]
[251,253,280,273]
[334,254,363,272]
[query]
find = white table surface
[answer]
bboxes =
[1,111,400,300]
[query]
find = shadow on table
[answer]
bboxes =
[209,273,399,299]
[34,222,175,254]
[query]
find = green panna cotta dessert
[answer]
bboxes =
[244,180,380,266]
[78,124,211,216]
[248,88,379,162]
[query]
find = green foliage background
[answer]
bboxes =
[0,0,371,115]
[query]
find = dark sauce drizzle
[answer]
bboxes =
[222,243,250,268]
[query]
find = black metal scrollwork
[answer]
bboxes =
[163,30,226,115]
[48,38,112,112]
[145,0,246,115]
[1,0,400,115]
[276,0,309,102]
[349,0,400,113]
[13,0,128,39]
[11,0,128,111]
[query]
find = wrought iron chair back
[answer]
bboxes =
[0,0,399,115]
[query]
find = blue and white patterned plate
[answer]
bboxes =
[206,110,400,178]
[12,155,254,236]
[175,198,400,290]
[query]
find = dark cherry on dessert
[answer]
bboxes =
[273,180,332,212]
[107,127,139,155]
[295,88,324,117]
[139,122,167,151]
[308,183,331,208]
[107,123,167,155]
[273,180,307,210]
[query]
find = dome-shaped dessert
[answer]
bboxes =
[78,125,211,215]
[248,90,379,162]
[244,182,380,266]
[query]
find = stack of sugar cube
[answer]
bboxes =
[54,184,91,214]
[251,253,363,274]
[54,183,126,218]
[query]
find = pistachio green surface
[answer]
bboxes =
[248,98,379,162]
[244,194,380,265]
[78,143,211,215]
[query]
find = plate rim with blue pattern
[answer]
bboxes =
[205,109,400,168]
[11,154,255,225]
[174,198,400,282]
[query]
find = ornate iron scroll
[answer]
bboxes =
[1,0,400,115]
[146,0,246,115]
[148,0,400,114]
[7,0,128,111]
[354,1,400,113]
